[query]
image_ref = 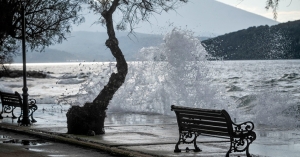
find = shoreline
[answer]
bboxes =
[0,69,50,78]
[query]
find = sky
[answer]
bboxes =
[72,0,299,36]
[217,0,300,22]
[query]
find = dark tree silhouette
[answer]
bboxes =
[66,0,188,135]
[0,0,84,65]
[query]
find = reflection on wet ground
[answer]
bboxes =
[106,112,176,125]
[2,139,46,145]
[0,129,116,157]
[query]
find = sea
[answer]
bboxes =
[1,29,299,131]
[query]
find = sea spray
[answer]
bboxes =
[247,90,300,128]
[70,29,231,113]
[63,62,113,106]
[0,84,13,93]
[109,28,233,115]
[67,29,300,129]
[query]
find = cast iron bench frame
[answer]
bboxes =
[0,91,38,123]
[171,105,256,157]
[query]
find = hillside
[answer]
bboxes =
[13,32,163,63]
[13,48,82,63]
[104,0,278,36]
[201,20,300,60]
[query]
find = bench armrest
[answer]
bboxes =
[29,98,36,105]
[232,121,255,133]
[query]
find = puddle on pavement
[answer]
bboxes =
[0,135,11,139]
[1,139,47,145]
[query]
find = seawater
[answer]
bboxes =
[1,29,300,129]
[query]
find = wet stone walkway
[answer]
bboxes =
[0,129,116,157]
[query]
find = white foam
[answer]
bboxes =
[0,84,13,93]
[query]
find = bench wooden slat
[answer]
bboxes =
[172,105,223,113]
[1,96,22,106]
[2,96,21,100]
[2,96,19,99]
[173,108,223,116]
[181,118,228,127]
[181,123,229,133]
[177,113,227,122]
[180,126,230,137]
[176,111,225,118]
[194,129,230,137]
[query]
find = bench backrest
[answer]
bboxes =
[171,105,234,138]
[0,91,22,107]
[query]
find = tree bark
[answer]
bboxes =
[66,0,128,135]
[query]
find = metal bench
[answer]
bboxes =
[0,91,38,123]
[171,105,256,157]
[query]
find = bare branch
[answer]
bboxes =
[88,0,188,33]
[265,0,280,20]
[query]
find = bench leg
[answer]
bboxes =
[226,139,232,157]
[11,107,18,119]
[246,147,251,157]
[193,135,201,152]
[18,106,38,123]
[17,107,37,124]
[17,109,23,123]
[29,104,38,123]
[0,109,3,119]
[30,113,37,123]
[228,132,256,157]
[174,132,201,153]
[174,134,182,152]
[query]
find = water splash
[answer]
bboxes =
[69,29,300,129]
[249,90,300,129]
[266,29,291,59]
[109,28,232,115]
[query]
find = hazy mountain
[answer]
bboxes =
[76,0,279,36]
[14,48,82,63]
[13,32,164,63]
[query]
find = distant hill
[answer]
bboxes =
[13,32,164,63]
[116,0,279,36]
[14,48,82,63]
[201,20,300,60]
[14,31,214,63]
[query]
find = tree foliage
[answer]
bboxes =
[86,0,187,32]
[265,0,280,19]
[0,0,84,64]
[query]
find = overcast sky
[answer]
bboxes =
[217,0,300,22]
[72,0,299,35]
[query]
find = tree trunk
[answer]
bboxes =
[66,0,128,135]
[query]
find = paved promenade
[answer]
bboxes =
[1,104,300,157]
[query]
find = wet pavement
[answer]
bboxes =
[0,129,116,157]
[0,104,300,157]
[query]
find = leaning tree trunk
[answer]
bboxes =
[66,0,128,135]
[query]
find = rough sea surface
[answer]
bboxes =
[1,29,299,130]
